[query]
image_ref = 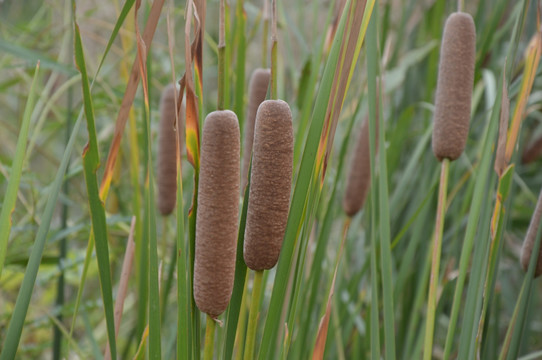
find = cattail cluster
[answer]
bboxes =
[343,115,379,217]
[242,68,271,190]
[432,12,476,162]
[157,84,184,216]
[194,110,240,318]
[243,100,293,271]
[520,189,542,277]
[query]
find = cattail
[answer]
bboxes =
[343,115,379,217]
[432,12,476,162]
[243,100,293,271]
[242,68,271,190]
[520,189,542,277]
[521,135,542,164]
[194,110,240,318]
[157,84,184,216]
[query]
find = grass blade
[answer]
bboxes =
[0,41,76,75]
[0,62,39,278]
[367,7,396,359]
[0,80,84,360]
[258,1,375,358]
[104,217,136,360]
[73,17,117,358]
[223,178,251,360]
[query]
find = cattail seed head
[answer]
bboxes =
[194,110,240,318]
[521,189,542,277]
[521,135,542,164]
[243,100,293,271]
[432,12,476,162]
[343,116,378,217]
[242,68,271,190]
[157,84,184,216]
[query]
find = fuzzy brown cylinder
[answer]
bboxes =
[157,84,184,216]
[242,68,271,190]
[343,115,379,217]
[432,12,476,162]
[521,135,542,164]
[194,110,240,317]
[243,100,293,271]
[521,189,542,277]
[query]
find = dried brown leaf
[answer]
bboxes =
[99,0,166,198]
[105,217,136,360]
[495,69,509,176]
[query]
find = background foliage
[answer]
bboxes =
[1,0,542,359]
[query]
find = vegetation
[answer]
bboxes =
[1,0,542,359]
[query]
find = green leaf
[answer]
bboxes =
[0,41,76,75]
[74,18,117,359]
[0,62,39,279]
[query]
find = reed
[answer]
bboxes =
[243,99,293,271]
[157,83,184,216]
[241,68,271,190]
[425,11,476,360]
[432,12,476,162]
[343,115,378,217]
[520,189,542,277]
[194,110,240,318]
[521,135,542,164]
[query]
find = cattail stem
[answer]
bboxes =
[423,158,450,360]
[233,0,246,128]
[218,0,226,110]
[160,217,173,322]
[457,0,464,12]
[203,316,216,360]
[161,216,168,260]
[244,270,264,360]
[262,0,269,68]
[270,0,278,100]
[234,273,250,360]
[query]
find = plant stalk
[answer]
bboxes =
[262,0,269,68]
[270,0,278,100]
[423,158,450,360]
[244,270,264,360]
[218,0,225,110]
[53,62,73,360]
[203,316,216,360]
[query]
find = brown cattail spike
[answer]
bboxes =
[157,84,184,216]
[521,134,542,164]
[194,110,240,318]
[242,68,271,190]
[343,115,378,217]
[243,100,293,271]
[432,12,476,162]
[521,189,542,277]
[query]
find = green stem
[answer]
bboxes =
[53,72,73,360]
[161,218,177,323]
[270,0,277,100]
[271,40,277,100]
[244,270,264,360]
[189,173,200,360]
[423,158,450,360]
[218,0,225,110]
[233,0,246,128]
[234,273,250,360]
[176,143,189,359]
[203,316,216,360]
[218,45,225,110]
[262,1,269,68]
